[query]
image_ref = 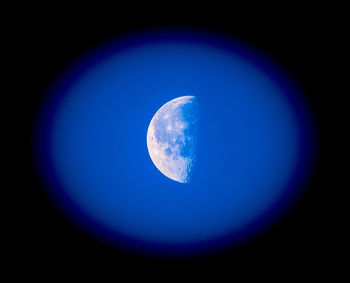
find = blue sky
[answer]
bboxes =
[34,29,315,256]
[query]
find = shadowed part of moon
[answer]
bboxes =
[147,96,199,183]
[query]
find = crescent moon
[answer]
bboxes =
[147,96,200,183]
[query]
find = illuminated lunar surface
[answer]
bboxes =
[147,96,199,183]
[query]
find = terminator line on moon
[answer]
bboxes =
[147,96,200,183]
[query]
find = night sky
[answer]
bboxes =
[16,7,337,272]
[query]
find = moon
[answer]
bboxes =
[147,96,200,183]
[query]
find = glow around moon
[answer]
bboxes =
[147,96,200,183]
